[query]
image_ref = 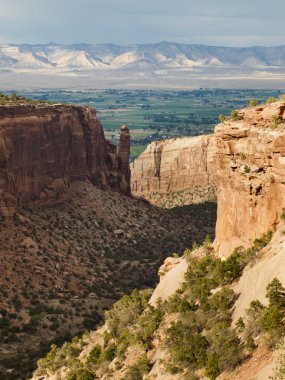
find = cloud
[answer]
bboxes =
[0,0,284,46]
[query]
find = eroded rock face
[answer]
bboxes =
[131,100,285,258]
[213,101,285,257]
[131,135,217,208]
[118,125,131,195]
[0,104,130,216]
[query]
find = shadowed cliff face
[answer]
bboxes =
[0,104,130,216]
[118,124,131,195]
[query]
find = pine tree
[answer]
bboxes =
[266,278,285,308]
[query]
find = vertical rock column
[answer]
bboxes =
[118,125,131,195]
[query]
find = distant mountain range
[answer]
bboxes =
[1,42,285,89]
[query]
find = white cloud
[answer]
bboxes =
[0,0,284,46]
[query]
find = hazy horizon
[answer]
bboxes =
[1,41,285,48]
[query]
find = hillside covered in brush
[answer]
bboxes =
[32,97,285,380]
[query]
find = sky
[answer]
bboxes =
[0,0,284,47]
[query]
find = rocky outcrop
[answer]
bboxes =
[131,101,285,258]
[0,104,130,216]
[118,125,131,195]
[213,101,285,257]
[131,135,217,208]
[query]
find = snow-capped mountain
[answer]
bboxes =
[1,42,285,89]
[1,42,285,70]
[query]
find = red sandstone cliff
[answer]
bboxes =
[0,104,130,216]
[131,100,285,258]
[213,101,285,257]
[118,125,131,195]
[130,135,217,208]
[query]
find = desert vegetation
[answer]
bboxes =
[0,183,216,379]
[34,231,277,380]
[248,98,259,107]
[0,93,53,106]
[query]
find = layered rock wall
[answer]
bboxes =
[0,104,130,216]
[131,101,285,258]
[131,135,217,208]
[213,101,285,257]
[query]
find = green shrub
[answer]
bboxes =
[123,355,151,380]
[166,364,181,374]
[266,278,285,307]
[248,300,265,318]
[212,250,244,284]
[0,92,53,106]
[249,98,259,107]
[184,254,219,307]
[209,287,236,312]
[102,344,116,362]
[230,110,242,121]
[133,306,163,348]
[252,231,272,250]
[203,234,213,252]
[260,305,284,336]
[67,367,95,380]
[205,353,220,380]
[207,321,243,371]
[245,299,265,338]
[266,96,277,104]
[244,165,251,173]
[105,288,152,337]
[166,293,196,313]
[115,330,134,356]
[246,278,285,347]
[86,342,116,371]
[166,321,209,369]
[271,115,283,128]
[86,345,102,366]
[236,317,245,331]
[245,335,256,352]
[183,370,199,380]
[218,114,226,123]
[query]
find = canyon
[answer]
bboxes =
[2,96,285,379]
[0,99,216,380]
[32,99,285,380]
[132,100,285,257]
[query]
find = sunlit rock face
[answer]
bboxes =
[213,101,285,257]
[131,135,217,208]
[131,100,285,259]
